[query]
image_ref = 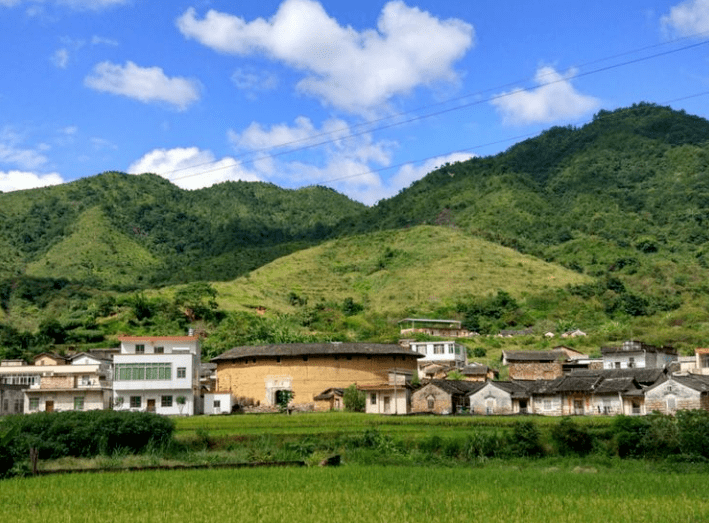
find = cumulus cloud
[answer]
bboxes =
[128,147,262,190]
[177,0,474,113]
[491,66,601,126]
[84,61,200,110]
[662,0,709,35]
[0,170,64,192]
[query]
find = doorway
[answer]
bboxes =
[147,399,156,412]
[45,401,54,412]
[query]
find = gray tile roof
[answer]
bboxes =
[212,342,422,361]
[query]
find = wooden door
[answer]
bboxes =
[45,401,54,412]
[147,399,156,412]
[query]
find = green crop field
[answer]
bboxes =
[1,464,707,523]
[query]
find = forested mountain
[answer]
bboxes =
[2,102,709,360]
[0,173,365,286]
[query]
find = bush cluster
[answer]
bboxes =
[2,410,175,464]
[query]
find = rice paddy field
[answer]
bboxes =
[1,463,707,523]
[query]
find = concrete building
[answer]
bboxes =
[601,340,677,370]
[113,336,201,415]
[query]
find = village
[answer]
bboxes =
[1,317,707,419]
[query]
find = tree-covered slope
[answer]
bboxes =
[0,172,366,287]
[341,104,709,301]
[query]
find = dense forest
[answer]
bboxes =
[1,103,709,362]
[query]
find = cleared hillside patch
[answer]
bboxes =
[214,225,592,315]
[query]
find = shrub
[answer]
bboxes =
[508,421,543,458]
[551,417,594,456]
[3,410,175,460]
[343,384,365,412]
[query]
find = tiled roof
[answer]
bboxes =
[212,342,421,361]
[118,336,199,342]
[569,368,666,386]
[503,349,568,362]
[421,379,485,395]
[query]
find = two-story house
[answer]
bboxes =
[113,336,201,415]
[23,352,112,413]
[408,340,467,378]
[601,340,677,370]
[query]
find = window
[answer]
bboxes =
[177,367,186,379]
[543,399,552,411]
[370,394,377,405]
[29,398,39,411]
[427,399,434,410]
[79,375,91,386]
[448,344,455,354]
[130,396,141,408]
[155,346,164,354]
[433,344,445,355]
[13,399,21,413]
[74,397,84,411]
[161,395,172,408]
[615,362,621,369]
[116,363,171,381]
[135,344,145,354]
[701,354,709,368]
[214,400,221,408]
[628,357,635,368]
[416,345,427,355]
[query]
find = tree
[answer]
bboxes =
[173,282,218,322]
[343,384,365,412]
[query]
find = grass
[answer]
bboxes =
[212,226,591,315]
[1,463,708,523]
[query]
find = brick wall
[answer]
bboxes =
[41,375,74,389]
[509,362,563,380]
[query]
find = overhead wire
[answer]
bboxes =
[155,32,709,185]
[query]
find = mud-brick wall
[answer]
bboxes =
[509,362,563,381]
[411,385,454,414]
[40,375,74,389]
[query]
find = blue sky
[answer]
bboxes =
[1,0,709,204]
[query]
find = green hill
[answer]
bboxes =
[215,225,591,315]
[25,207,162,287]
[3,103,709,358]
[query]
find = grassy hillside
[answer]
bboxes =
[25,207,162,287]
[215,225,591,315]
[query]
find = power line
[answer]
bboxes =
[156,35,709,184]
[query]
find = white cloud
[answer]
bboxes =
[128,147,262,190]
[491,66,601,126]
[231,67,278,99]
[52,48,69,68]
[177,0,474,113]
[388,152,473,196]
[662,0,709,35]
[91,35,119,46]
[84,61,200,110]
[0,127,48,170]
[0,170,64,192]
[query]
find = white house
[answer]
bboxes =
[601,340,677,370]
[113,336,201,416]
[22,353,112,413]
[408,341,467,372]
